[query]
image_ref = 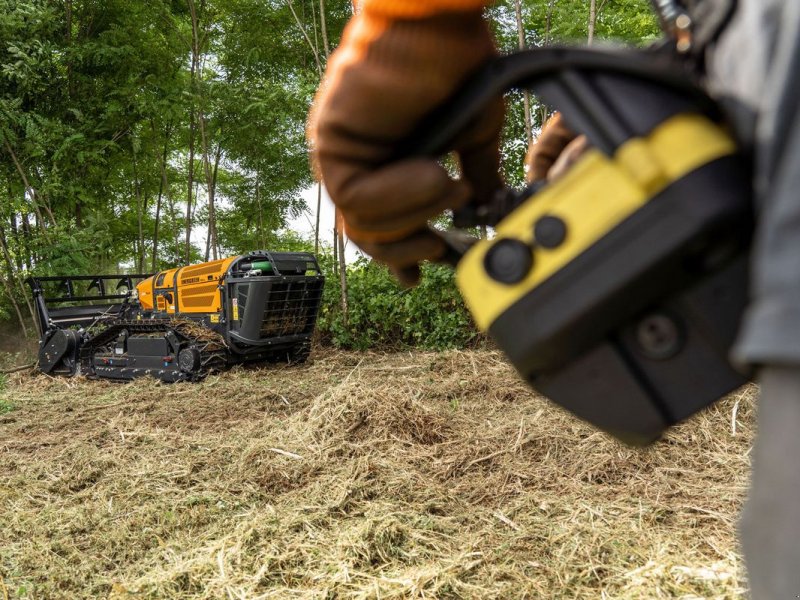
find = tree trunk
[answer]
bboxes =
[1,211,34,319]
[287,0,323,75]
[166,180,180,264]
[314,183,322,254]
[198,116,216,261]
[255,174,266,248]
[335,208,348,321]
[204,146,222,261]
[186,114,196,262]
[310,0,320,55]
[201,138,221,262]
[2,138,53,231]
[0,224,30,337]
[514,0,532,146]
[132,145,145,273]
[8,215,22,271]
[152,190,162,272]
[332,224,338,277]
[153,132,170,272]
[540,0,556,127]
[20,213,32,270]
[211,146,221,258]
[588,0,597,45]
[66,0,75,99]
[185,0,202,263]
[319,0,331,58]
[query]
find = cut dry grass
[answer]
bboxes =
[0,349,753,599]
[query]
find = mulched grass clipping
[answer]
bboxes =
[0,350,753,599]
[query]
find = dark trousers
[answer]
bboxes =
[740,368,800,598]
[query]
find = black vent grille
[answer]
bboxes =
[260,279,324,338]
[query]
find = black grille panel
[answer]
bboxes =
[260,279,324,338]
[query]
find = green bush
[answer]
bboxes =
[317,256,480,350]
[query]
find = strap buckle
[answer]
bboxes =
[650,0,694,53]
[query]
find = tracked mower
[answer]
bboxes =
[27,251,324,382]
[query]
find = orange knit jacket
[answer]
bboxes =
[357,0,489,19]
[333,0,491,83]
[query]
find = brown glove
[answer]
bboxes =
[524,113,581,183]
[308,7,502,286]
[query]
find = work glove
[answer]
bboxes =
[309,3,503,286]
[524,113,585,183]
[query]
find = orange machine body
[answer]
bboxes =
[136,256,237,316]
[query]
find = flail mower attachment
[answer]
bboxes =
[27,274,151,376]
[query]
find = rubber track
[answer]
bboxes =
[80,319,228,381]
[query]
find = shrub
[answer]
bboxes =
[317,256,479,350]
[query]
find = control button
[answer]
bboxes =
[534,215,568,248]
[635,313,683,360]
[483,239,534,285]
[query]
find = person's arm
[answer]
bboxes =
[523,113,579,183]
[308,0,500,285]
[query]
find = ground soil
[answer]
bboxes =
[0,349,753,599]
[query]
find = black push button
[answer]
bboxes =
[534,215,568,248]
[635,313,683,360]
[484,239,534,285]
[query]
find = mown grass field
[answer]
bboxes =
[0,349,753,599]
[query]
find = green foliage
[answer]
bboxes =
[490,0,659,48]
[318,258,478,351]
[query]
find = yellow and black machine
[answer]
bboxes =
[414,46,753,446]
[27,251,324,382]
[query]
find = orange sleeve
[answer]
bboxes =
[323,0,490,84]
[357,0,490,19]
